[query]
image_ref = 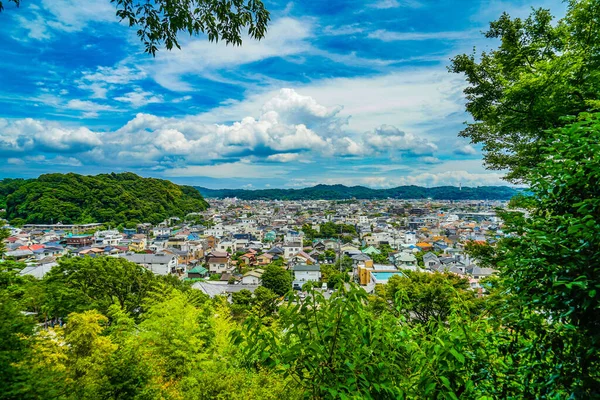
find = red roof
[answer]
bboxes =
[18,244,45,251]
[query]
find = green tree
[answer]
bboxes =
[383,271,476,324]
[260,264,291,296]
[449,0,600,181]
[0,0,269,56]
[251,286,278,319]
[0,228,9,256]
[235,286,408,399]
[43,257,156,318]
[477,113,600,397]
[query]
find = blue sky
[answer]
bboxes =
[0,0,566,189]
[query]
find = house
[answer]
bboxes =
[217,240,236,253]
[292,263,321,283]
[267,246,285,259]
[264,231,277,242]
[393,252,418,270]
[207,256,231,274]
[128,237,147,252]
[362,246,381,256]
[415,242,433,252]
[466,266,497,279]
[313,241,326,252]
[241,269,264,285]
[290,250,316,265]
[239,252,256,266]
[66,235,93,248]
[283,242,302,259]
[256,253,273,266]
[422,252,441,269]
[122,253,178,275]
[187,265,208,279]
[4,249,33,260]
[152,227,171,237]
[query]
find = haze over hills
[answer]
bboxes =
[195,184,519,201]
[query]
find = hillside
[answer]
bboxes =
[195,184,519,200]
[0,173,209,226]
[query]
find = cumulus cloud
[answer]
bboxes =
[364,125,438,156]
[0,118,101,154]
[1,88,455,181]
[454,144,477,155]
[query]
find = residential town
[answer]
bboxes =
[2,197,502,297]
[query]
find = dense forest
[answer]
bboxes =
[0,173,209,226]
[196,184,519,201]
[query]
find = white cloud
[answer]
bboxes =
[7,158,25,165]
[420,156,442,164]
[13,13,51,40]
[369,0,423,9]
[22,155,83,166]
[0,118,101,153]
[285,171,506,188]
[1,89,483,185]
[66,99,115,118]
[147,17,312,91]
[454,144,477,155]
[322,24,365,36]
[266,153,304,163]
[367,29,477,42]
[41,0,116,32]
[364,125,438,156]
[14,0,117,40]
[195,69,466,136]
[164,161,290,179]
[114,88,163,108]
[77,66,147,100]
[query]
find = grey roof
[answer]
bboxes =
[122,253,176,264]
[351,253,371,261]
[19,264,56,279]
[5,249,33,257]
[467,266,497,276]
[293,264,321,272]
[192,282,260,297]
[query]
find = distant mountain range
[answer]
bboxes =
[195,184,520,201]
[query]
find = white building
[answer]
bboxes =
[292,264,321,282]
[283,242,303,259]
[121,253,177,275]
[241,269,264,285]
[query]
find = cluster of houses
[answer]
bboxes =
[2,198,502,295]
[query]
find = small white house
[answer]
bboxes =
[292,264,321,282]
[241,269,264,285]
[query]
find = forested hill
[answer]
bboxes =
[0,173,209,226]
[195,184,519,200]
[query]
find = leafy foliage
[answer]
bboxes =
[476,112,600,397]
[260,264,292,296]
[449,0,600,181]
[1,172,209,226]
[43,257,157,319]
